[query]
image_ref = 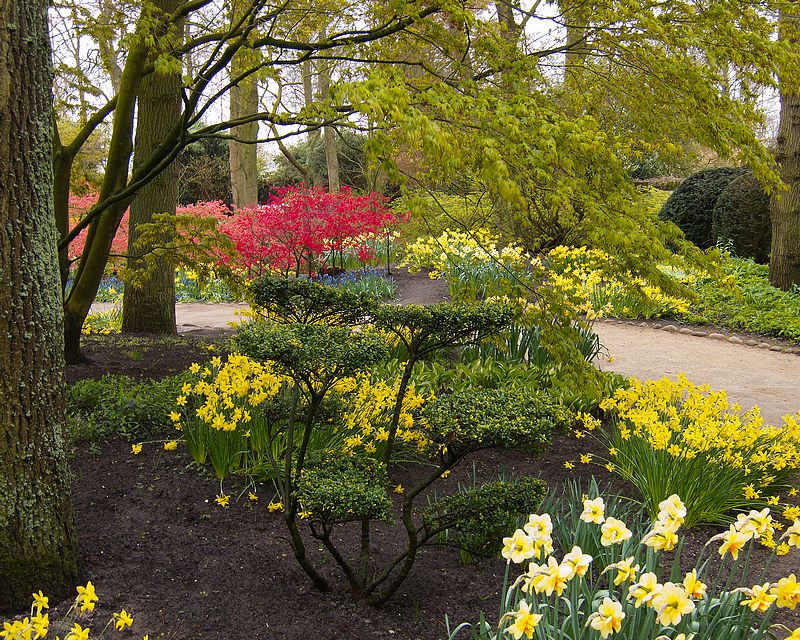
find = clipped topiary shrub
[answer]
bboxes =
[712,172,771,263]
[658,167,748,248]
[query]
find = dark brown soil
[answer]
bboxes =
[68,435,603,640]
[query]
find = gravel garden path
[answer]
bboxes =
[595,320,800,424]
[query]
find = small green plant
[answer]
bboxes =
[68,373,189,443]
[425,474,548,562]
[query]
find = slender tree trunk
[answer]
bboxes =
[317,59,340,191]
[0,0,80,608]
[770,90,800,289]
[122,0,181,334]
[770,8,800,290]
[302,59,323,186]
[62,23,148,363]
[229,0,259,208]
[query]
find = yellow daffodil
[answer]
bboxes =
[163,440,178,451]
[505,600,542,640]
[651,582,695,625]
[772,574,800,609]
[741,583,777,612]
[589,597,625,638]
[501,529,535,564]
[629,572,662,608]
[600,517,632,546]
[66,623,90,640]
[267,501,284,513]
[718,525,751,560]
[131,443,143,455]
[562,546,592,578]
[683,570,707,599]
[114,610,134,630]
[580,497,605,524]
[76,581,98,613]
[215,493,230,508]
[31,591,48,611]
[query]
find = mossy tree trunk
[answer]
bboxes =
[122,0,181,334]
[770,9,800,291]
[0,0,80,609]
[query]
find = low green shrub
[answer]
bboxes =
[68,373,189,443]
[678,258,800,342]
[420,388,569,454]
[297,454,392,524]
[425,476,548,561]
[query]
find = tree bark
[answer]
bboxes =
[229,0,259,208]
[317,59,340,192]
[122,0,181,334]
[770,9,800,290]
[0,0,80,608]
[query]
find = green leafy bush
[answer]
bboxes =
[712,172,771,263]
[425,476,548,560]
[68,373,189,443]
[420,388,569,453]
[659,167,747,248]
[297,454,392,524]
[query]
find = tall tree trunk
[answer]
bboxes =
[560,0,590,93]
[122,0,181,334]
[770,5,800,290]
[0,0,80,608]
[302,59,324,186]
[317,59,340,191]
[770,89,800,290]
[229,1,259,208]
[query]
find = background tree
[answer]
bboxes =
[228,0,260,207]
[770,1,800,290]
[0,0,80,608]
[121,0,183,334]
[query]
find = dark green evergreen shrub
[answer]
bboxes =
[424,476,548,559]
[658,167,748,248]
[712,172,771,263]
[249,275,379,325]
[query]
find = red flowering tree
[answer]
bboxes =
[220,186,403,277]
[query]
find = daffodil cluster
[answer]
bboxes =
[596,374,800,527]
[455,492,800,640]
[177,354,285,433]
[339,374,430,456]
[543,245,690,320]
[1,583,137,640]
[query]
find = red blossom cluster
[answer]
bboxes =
[66,187,403,277]
[219,186,403,277]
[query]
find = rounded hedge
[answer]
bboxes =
[658,167,748,249]
[711,172,771,263]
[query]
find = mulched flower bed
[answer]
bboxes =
[60,336,800,639]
